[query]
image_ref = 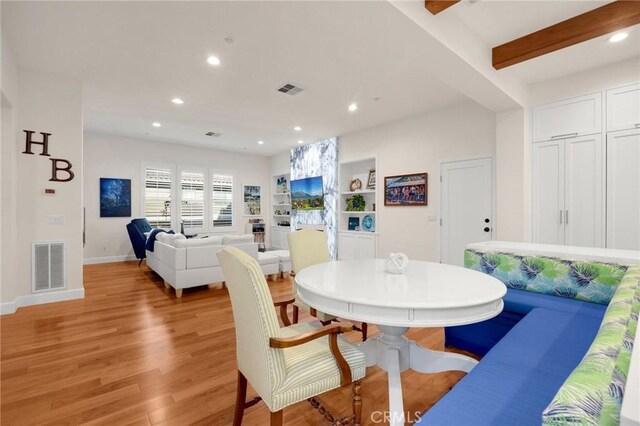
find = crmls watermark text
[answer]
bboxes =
[370,411,422,424]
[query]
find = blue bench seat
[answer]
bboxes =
[445,288,606,355]
[419,308,603,425]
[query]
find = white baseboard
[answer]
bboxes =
[83,255,137,265]
[1,288,85,315]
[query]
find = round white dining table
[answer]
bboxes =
[295,258,507,426]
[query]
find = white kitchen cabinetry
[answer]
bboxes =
[337,232,376,260]
[606,83,640,133]
[532,135,603,247]
[532,92,601,142]
[270,226,291,250]
[606,128,640,250]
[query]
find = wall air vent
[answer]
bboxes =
[32,241,66,292]
[205,132,222,137]
[277,83,304,96]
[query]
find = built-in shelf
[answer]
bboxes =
[274,214,291,217]
[274,192,290,195]
[341,190,375,195]
[341,211,376,214]
[274,203,291,206]
[339,230,378,235]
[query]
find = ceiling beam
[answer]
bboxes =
[424,1,460,15]
[493,0,640,70]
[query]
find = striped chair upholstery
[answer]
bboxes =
[287,230,336,322]
[217,247,366,420]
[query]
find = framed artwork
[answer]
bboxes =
[367,169,376,189]
[384,173,428,206]
[243,184,262,216]
[100,178,131,217]
[276,176,288,193]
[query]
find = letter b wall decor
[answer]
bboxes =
[22,130,75,182]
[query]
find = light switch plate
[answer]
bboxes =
[49,215,65,225]
[428,214,437,222]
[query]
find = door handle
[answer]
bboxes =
[565,210,569,224]
[551,132,578,140]
[483,227,491,233]
[560,210,563,224]
[635,123,640,128]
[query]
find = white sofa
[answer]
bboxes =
[146,233,280,298]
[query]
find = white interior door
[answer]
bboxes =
[440,157,493,266]
[564,134,603,247]
[607,129,640,250]
[532,140,565,245]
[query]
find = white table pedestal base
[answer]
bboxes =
[359,325,478,426]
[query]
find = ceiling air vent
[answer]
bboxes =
[205,132,222,137]
[277,83,304,96]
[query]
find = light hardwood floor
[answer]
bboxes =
[1,261,475,425]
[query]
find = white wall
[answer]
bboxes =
[531,57,640,105]
[339,101,496,261]
[270,150,290,177]
[1,68,84,313]
[83,132,271,262]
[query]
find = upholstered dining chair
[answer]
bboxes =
[287,230,368,341]
[217,247,365,426]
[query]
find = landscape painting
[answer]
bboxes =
[100,178,131,217]
[384,173,427,206]
[291,176,324,210]
[243,184,262,216]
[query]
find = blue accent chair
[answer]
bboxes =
[126,218,152,266]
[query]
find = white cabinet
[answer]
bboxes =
[532,135,603,247]
[532,93,602,142]
[338,232,376,260]
[606,129,640,250]
[270,226,291,250]
[606,83,640,133]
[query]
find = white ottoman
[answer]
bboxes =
[258,252,280,280]
[269,250,292,277]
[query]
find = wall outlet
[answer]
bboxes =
[48,215,65,225]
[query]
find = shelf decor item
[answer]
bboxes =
[348,217,360,231]
[346,194,366,211]
[367,169,376,189]
[276,176,288,194]
[362,215,374,232]
[349,178,362,192]
[384,173,428,206]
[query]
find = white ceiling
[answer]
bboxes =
[3,1,639,156]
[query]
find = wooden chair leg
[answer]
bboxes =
[361,322,368,342]
[175,289,183,298]
[233,371,248,426]
[292,305,299,324]
[352,380,362,426]
[270,409,283,426]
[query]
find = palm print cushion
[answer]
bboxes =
[464,250,629,305]
[542,266,639,426]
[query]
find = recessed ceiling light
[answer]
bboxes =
[152,122,161,127]
[608,32,628,43]
[207,55,221,66]
[298,140,304,144]
[294,126,302,132]
[348,103,358,112]
[258,140,264,145]
[171,98,184,105]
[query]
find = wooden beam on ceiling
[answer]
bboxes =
[493,0,640,70]
[425,1,461,15]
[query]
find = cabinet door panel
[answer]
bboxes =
[533,93,601,142]
[356,235,376,259]
[338,234,357,260]
[607,83,640,133]
[564,135,603,247]
[532,140,565,244]
[607,129,640,250]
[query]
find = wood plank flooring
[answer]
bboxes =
[1,261,475,425]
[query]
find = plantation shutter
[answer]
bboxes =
[181,171,205,230]
[212,174,233,229]
[145,167,172,228]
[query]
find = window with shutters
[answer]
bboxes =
[212,174,233,229]
[180,171,205,231]
[144,166,173,228]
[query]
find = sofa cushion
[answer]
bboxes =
[174,236,222,248]
[269,250,291,262]
[542,266,640,426]
[258,252,279,266]
[505,287,607,318]
[223,234,255,245]
[465,249,628,305]
[419,308,602,425]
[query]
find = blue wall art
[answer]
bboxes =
[100,178,132,218]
